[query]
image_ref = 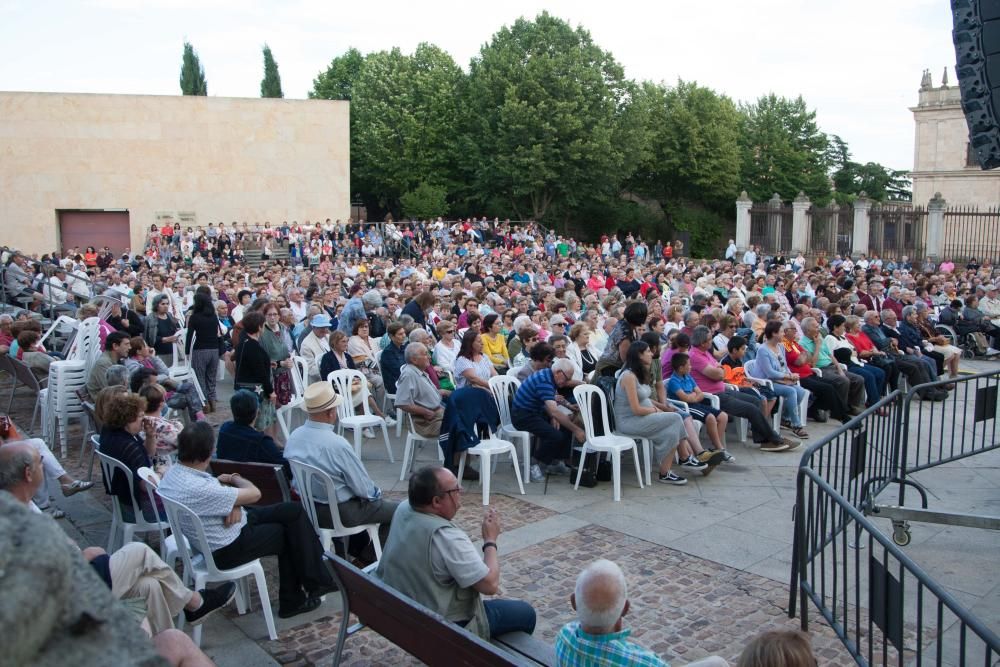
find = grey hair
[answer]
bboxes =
[0,443,35,492]
[755,303,771,317]
[106,364,129,387]
[551,358,576,377]
[408,329,431,344]
[914,301,928,312]
[362,289,383,308]
[901,305,916,320]
[512,314,533,335]
[800,317,818,332]
[404,342,428,363]
[574,559,628,632]
[880,308,896,321]
[690,325,712,347]
[864,310,881,323]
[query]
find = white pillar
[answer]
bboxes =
[852,194,871,256]
[735,191,752,251]
[791,191,811,253]
[926,192,946,259]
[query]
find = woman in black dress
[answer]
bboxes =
[234,311,276,433]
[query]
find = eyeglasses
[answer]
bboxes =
[436,486,462,498]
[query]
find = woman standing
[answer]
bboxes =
[234,311,276,432]
[144,294,181,360]
[401,290,435,329]
[453,329,496,391]
[614,342,688,485]
[259,302,295,412]
[185,291,221,413]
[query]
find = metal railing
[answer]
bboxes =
[789,392,1000,665]
[942,205,1000,264]
[750,201,793,255]
[868,204,926,261]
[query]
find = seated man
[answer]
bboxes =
[216,389,290,478]
[860,311,945,400]
[394,342,447,439]
[86,331,131,400]
[300,313,332,382]
[556,559,728,667]
[511,358,584,478]
[285,382,397,564]
[376,465,536,640]
[798,317,865,415]
[158,421,336,619]
[0,441,235,636]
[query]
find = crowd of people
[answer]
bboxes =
[3,218,998,666]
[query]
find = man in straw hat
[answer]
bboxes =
[284,382,398,565]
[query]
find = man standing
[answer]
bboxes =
[376,465,536,640]
[285,383,397,563]
[338,289,383,336]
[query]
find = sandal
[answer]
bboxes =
[791,427,810,439]
[61,480,94,497]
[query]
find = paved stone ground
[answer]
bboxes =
[8,359,999,666]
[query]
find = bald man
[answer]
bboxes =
[555,559,728,667]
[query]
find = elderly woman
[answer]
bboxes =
[433,321,461,373]
[144,293,181,359]
[753,321,811,438]
[913,301,961,380]
[781,321,849,423]
[567,322,599,381]
[97,391,162,520]
[347,318,385,401]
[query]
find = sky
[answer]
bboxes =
[0,0,958,172]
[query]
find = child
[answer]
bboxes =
[667,353,730,454]
[720,335,777,417]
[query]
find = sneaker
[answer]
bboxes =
[658,471,688,485]
[781,437,801,451]
[384,416,398,428]
[681,456,708,470]
[185,582,237,625]
[695,450,723,465]
[545,461,572,476]
[987,347,1000,356]
[362,427,376,439]
[529,464,545,482]
[721,451,736,463]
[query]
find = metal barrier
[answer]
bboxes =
[866,371,1000,546]
[790,391,1000,665]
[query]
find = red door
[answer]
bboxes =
[58,210,131,256]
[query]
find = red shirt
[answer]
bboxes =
[782,340,814,379]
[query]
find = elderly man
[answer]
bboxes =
[979,284,1000,327]
[4,253,33,302]
[511,358,583,478]
[881,309,941,382]
[0,441,236,635]
[158,422,335,619]
[300,313,332,382]
[861,311,946,401]
[43,267,77,314]
[86,331,131,400]
[556,559,728,667]
[338,288,383,336]
[798,317,866,415]
[285,382,397,564]
[376,465,536,640]
[287,287,309,323]
[395,342,447,439]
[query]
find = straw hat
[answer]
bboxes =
[303,382,342,414]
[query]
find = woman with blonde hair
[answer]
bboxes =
[737,630,817,667]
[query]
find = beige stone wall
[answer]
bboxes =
[0,92,350,255]
[911,84,1000,207]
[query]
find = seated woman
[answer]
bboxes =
[666,353,730,454]
[97,391,163,521]
[615,342,713,487]
[914,303,960,381]
[825,314,886,410]
[845,315,900,392]
[454,329,497,391]
[320,330,391,436]
[137,383,184,453]
[781,321,849,423]
[752,321,811,439]
[346,319,385,403]
[566,323,599,381]
[480,314,510,373]
[216,389,289,478]
[16,330,55,378]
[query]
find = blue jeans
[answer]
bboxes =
[484,599,536,637]
[770,382,808,428]
[849,363,886,406]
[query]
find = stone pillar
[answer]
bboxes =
[852,193,871,256]
[735,191,752,251]
[768,193,783,253]
[926,192,946,259]
[791,191,811,253]
[827,201,841,254]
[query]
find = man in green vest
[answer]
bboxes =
[376,465,536,640]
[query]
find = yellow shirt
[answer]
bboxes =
[432,267,447,281]
[481,333,510,367]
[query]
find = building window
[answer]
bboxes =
[967,142,980,167]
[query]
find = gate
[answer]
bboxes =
[749,195,793,255]
[868,204,926,261]
[942,205,1000,264]
[808,202,853,258]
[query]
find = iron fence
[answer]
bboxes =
[808,203,853,259]
[749,202,793,255]
[868,204,926,261]
[942,205,1000,264]
[789,395,1000,666]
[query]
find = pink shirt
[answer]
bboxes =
[689,346,725,394]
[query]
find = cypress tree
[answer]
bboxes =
[260,44,283,98]
[179,41,208,96]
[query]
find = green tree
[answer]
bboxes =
[351,43,465,211]
[827,134,911,202]
[629,80,741,212]
[738,94,830,204]
[464,12,641,228]
[179,41,208,96]
[260,44,283,98]
[309,47,365,101]
[401,182,450,219]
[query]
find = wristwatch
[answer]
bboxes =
[482,541,498,553]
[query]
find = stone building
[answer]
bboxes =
[0,92,350,256]
[910,68,1000,206]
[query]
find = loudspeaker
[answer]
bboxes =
[953,0,1000,169]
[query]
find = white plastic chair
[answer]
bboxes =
[45,359,88,456]
[455,430,526,506]
[288,459,383,560]
[157,493,277,646]
[277,355,309,441]
[743,359,783,433]
[135,467,183,568]
[398,412,444,481]
[327,369,394,462]
[96,450,171,553]
[169,329,206,403]
[572,385,644,502]
[488,375,532,483]
[66,317,102,367]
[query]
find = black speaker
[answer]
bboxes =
[953,0,1000,169]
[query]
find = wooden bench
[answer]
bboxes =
[210,459,291,506]
[325,553,555,666]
